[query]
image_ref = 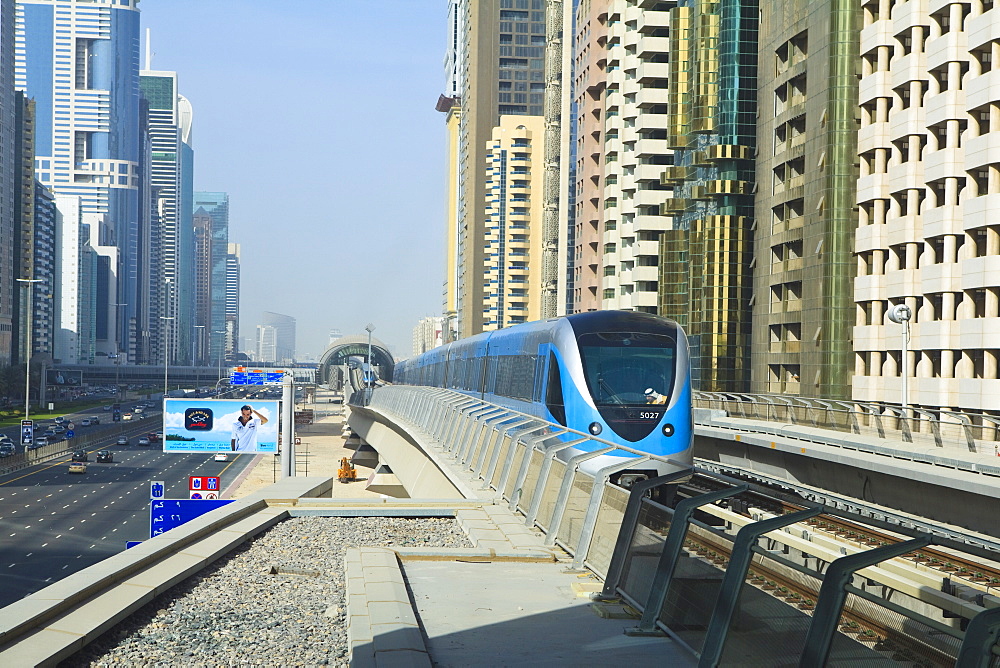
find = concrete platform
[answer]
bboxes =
[403,560,693,667]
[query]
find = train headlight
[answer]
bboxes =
[662,423,675,437]
[588,422,603,436]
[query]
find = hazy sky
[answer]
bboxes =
[139,1,448,361]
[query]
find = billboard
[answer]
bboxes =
[47,369,83,386]
[163,398,279,453]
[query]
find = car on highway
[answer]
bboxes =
[71,450,88,462]
[122,412,133,421]
[33,437,48,448]
[102,405,111,411]
[89,416,101,424]
[96,450,113,463]
[137,437,150,446]
[147,432,159,443]
[67,462,86,474]
[80,419,91,427]
[54,416,67,425]
[214,453,229,462]
[116,436,129,446]
[51,425,66,433]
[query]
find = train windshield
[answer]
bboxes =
[577,332,676,407]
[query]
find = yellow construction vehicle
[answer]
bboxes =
[338,457,356,483]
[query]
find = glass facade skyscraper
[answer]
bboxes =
[16,0,142,364]
[139,69,194,365]
[193,192,229,365]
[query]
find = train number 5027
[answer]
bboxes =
[639,412,659,420]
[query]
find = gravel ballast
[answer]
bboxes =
[61,516,471,667]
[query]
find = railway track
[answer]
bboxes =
[662,475,998,666]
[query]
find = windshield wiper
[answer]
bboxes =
[598,377,624,405]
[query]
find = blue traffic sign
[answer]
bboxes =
[66,430,74,438]
[149,499,233,538]
[230,371,286,386]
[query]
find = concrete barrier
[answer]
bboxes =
[0,476,331,666]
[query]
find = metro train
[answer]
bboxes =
[393,311,693,484]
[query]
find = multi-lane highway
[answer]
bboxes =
[0,413,258,608]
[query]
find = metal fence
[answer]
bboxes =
[356,385,1000,667]
[695,392,1000,456]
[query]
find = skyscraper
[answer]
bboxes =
[456,0,548,337]
[140,62,194,365]
[0,0,14,365]
[16,0,142,364]
[225,243,240,362]
[259,312,295,364]
[193,192,229,364]
[483,115,546,328]
[751,0,859,399]
[659,0,758,393]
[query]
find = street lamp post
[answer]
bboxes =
[214,330,226,384]
[194,325,205,390]
[160,316,174,397]
[888,303,912,416]
[113,302,127,403]
[16,278,43,419]
[365,323,375,388]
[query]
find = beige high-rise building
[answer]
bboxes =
[483,116,546,329]
[852,0,1000,416]
[456,0,548,338]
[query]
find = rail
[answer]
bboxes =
[356,385,1000,666]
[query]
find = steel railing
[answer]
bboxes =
[352,385,1000,666]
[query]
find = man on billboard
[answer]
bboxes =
[231,405,269,452]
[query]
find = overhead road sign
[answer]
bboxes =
[229,367,288,386]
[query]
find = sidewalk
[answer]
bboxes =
[230,388,384,500]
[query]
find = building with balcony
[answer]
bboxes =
[598,1,674,314]
[483,115,545,329]
[571,0,611,313]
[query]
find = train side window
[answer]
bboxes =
[545,352,566,426]
[533,355,546,402]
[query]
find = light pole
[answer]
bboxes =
[160,316,174,397]
[194,325,205,390]
[214,329,226,384]
[888,303,912,415]
[365,323,375,388]
[113,302,127,402]
[16,278,43,419]
[194,325,205,365]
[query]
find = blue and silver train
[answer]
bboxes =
[393,311,693,483]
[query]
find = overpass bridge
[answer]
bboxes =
[3,385,1000,665]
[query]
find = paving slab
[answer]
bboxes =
[404,560,695,667]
